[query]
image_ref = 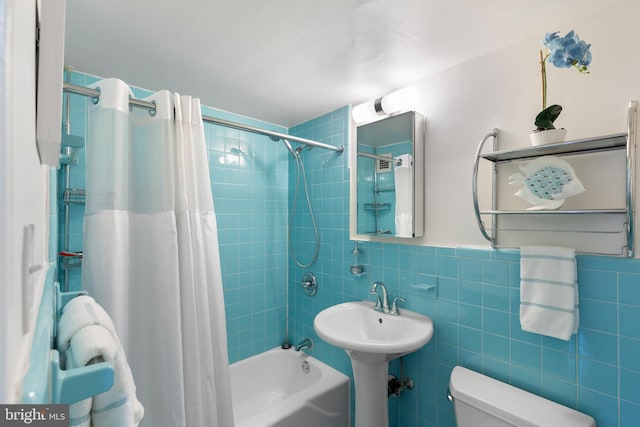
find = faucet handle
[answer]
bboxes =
[390,297,405,315]
[369,290,382,311]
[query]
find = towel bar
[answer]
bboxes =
[21,268,114,404]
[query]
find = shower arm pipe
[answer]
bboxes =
[62,82,344,154]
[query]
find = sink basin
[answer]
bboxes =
[314,300,434,427]
[314,300,434,362]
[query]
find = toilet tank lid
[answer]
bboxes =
[449,366,595,427]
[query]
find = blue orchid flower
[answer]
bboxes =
[535,30,592,128]
[542,30,592,72]
[543,32,559,48]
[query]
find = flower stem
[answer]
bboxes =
[539,49,547,110]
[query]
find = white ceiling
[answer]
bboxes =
[64,0,618,128]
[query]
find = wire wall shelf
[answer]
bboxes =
[472,100,637,257]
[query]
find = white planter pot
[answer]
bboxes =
[529,128,567,146]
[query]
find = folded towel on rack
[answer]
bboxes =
[58,296,144,427]
[57,295,117,354]
[519,246,579,341]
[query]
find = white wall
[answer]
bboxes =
[0,0,7,401]
[0,0,50,403]
[411,2,640,254]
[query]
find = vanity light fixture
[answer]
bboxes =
[351,86,418,124]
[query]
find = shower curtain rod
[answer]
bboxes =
[63,82,344,154]
[357,151,403,166]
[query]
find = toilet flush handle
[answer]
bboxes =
[447,388,454,402]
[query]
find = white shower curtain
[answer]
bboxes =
[82,78,234,427]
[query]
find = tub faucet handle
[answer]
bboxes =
[390,297,405,316]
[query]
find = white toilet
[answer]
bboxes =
[449,366,595,427]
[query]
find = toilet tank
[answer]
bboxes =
[449,366,595,427]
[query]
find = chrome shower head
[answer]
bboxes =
[229,147,248,157]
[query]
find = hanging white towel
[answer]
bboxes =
[395,212,413,237]
[394,154,413,238]
[519,246,579,341]
[57,296,118,354]
[57,296,144,427]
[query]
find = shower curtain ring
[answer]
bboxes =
[91,87,100,105]
[148,101,157,117]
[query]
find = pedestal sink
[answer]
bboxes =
[313,300,434,427]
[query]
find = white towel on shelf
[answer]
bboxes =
[519,246,579,341]
[57,296,144,427]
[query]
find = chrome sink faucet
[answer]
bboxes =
[369,282,405,316]
[370,281,390,313]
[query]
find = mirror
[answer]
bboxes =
[352,111,425,239]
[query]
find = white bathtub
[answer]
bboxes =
[230,346,350,427]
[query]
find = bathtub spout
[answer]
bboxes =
[295,337,313,352]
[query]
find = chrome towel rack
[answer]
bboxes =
[471,100,636,257]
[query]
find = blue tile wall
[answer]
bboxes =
[57,71,289,363]
[56,72,640,427]
[201,103,290,363]
[289,107,640,427]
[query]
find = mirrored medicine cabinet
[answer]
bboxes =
[351,111,425,240]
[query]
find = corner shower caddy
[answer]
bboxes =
[472,100,637,257]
